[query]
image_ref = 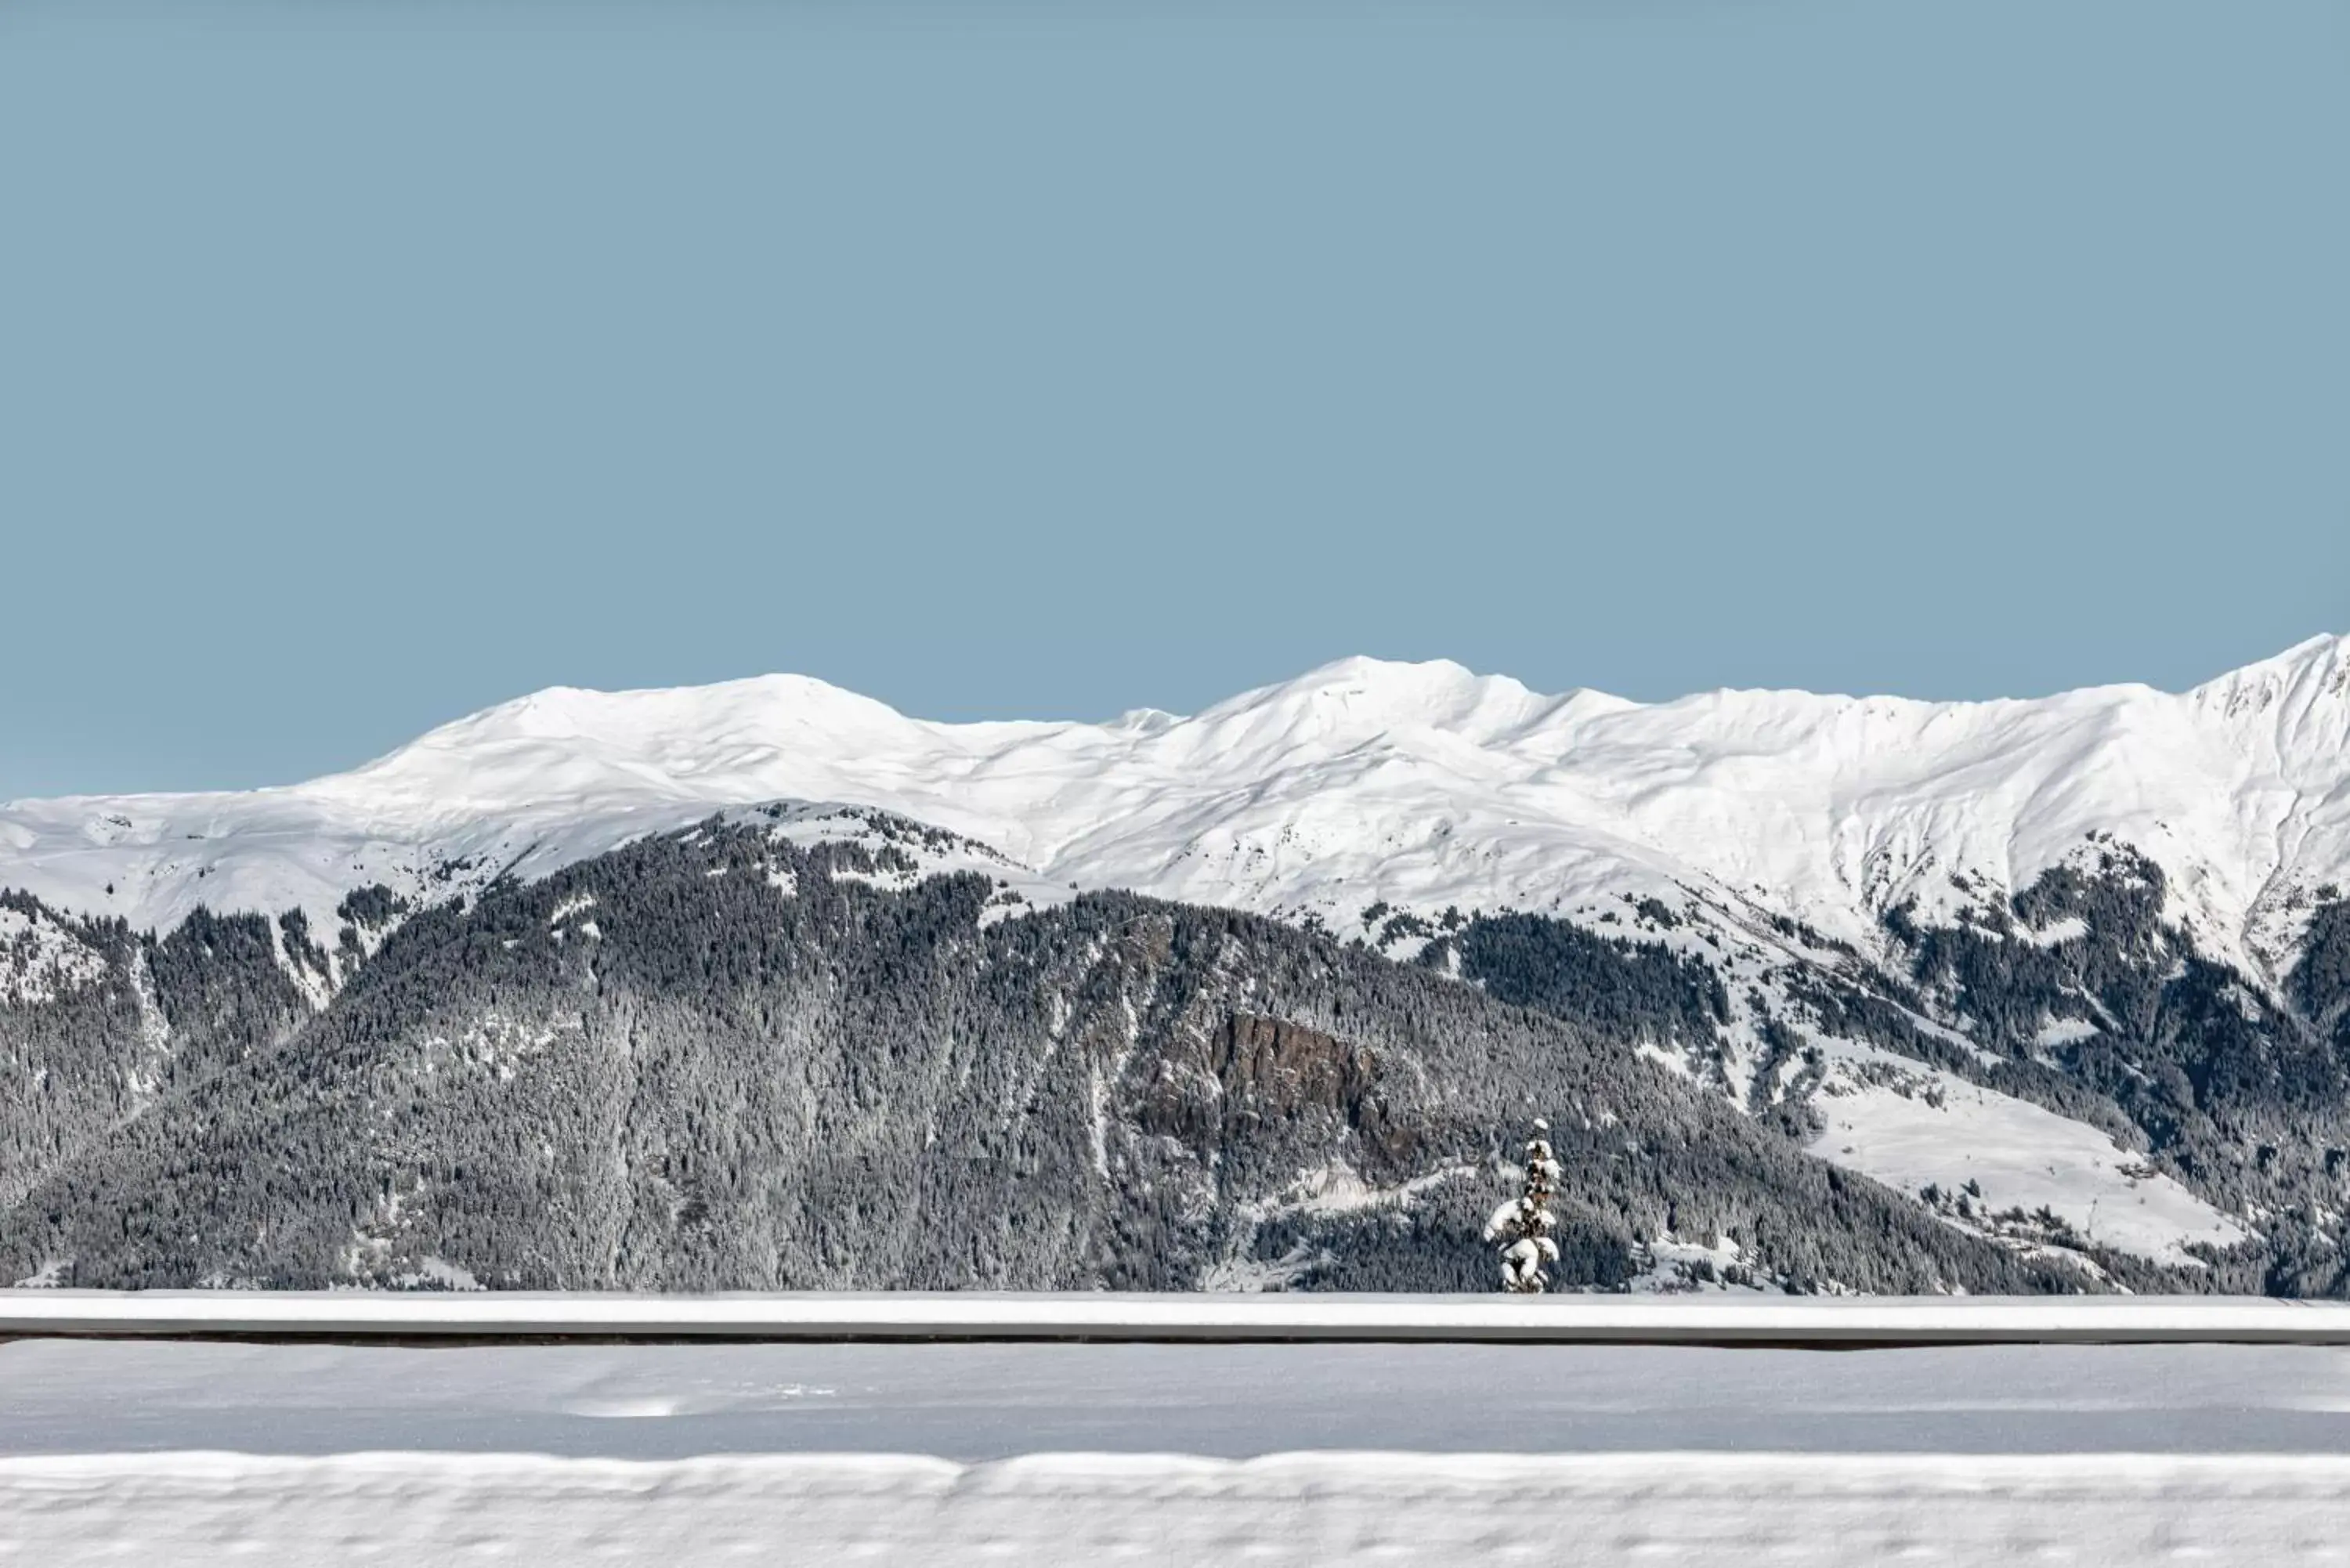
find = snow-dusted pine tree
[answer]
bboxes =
[1483,1120,1564,1293]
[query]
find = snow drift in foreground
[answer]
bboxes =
[9,1450,2349,1567]
[15,1335,2350,1563]
[5,634,2345,973]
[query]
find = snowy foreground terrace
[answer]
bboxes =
[13,1294,2350,1565]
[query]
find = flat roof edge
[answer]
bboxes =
[6,1292,2350,1346]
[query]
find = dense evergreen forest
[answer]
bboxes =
[0,822,2091,1293]
[4,816,2343,1294]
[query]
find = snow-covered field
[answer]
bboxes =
[12,1450,2350,1566]
[11,1337,2350,1563]
[18,1336,2350,1457]
[1802,1041,2247,1268]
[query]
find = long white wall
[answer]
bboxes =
[12,1290,2350,1343]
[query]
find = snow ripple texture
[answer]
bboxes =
[5,1450,2350,1566]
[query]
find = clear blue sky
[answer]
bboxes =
[2,1,2344,799]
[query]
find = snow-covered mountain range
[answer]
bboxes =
[4,635,2347,1289]
[5,634,2345,967]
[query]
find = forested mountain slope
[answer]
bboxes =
[1,822,2096,1294]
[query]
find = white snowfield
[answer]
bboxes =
[13,1336,2350,1564]
[9,1451,2350,1567]
[13,1289,2350,1343]
[1802,1046,2249,1268]
[2,633,2344,971]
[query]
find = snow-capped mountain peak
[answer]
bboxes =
[2,640,2345,986]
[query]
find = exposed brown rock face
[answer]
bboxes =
[1137,1010,1413,1169]
[1213,1013,1377,1125]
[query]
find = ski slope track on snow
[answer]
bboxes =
[5,633,2345,969]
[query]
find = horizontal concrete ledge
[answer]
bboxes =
[9,1292,2350,1345]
